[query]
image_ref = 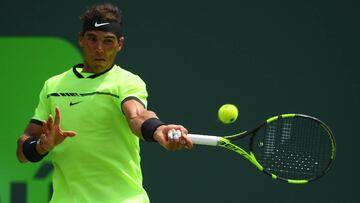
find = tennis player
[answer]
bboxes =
[16,3,192,203]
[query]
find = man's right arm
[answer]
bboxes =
[16,107,76,163]
[16,122,47,163]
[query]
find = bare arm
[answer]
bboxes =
[122,99,193,150]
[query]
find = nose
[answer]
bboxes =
[95,42,103,53]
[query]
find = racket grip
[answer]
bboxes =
[187,134,220,146]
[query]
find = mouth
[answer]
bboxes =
[94,58,106,62]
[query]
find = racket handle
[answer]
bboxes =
[187,134,220,146]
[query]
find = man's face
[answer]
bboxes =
[79,31,123,72]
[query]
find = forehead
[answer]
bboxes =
[84,31,117,38]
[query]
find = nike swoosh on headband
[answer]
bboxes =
[94,22,110,27]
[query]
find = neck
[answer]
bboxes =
[82,63,112,73]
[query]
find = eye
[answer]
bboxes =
[86,36,97,42]
[104,39,115,45]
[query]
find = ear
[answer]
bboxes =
[78,34,84,48]
[117,37,124,52]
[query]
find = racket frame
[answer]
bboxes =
[188,113,336,184]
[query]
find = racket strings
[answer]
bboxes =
[253,117,333,180]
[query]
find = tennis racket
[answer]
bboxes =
[187,114,336,184]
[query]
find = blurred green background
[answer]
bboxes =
[1,0,359,202]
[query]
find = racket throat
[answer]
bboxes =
[219,138,263,171]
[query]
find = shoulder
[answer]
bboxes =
[111,65,146,86]
[45,68,73,85]
[39,68,75,94]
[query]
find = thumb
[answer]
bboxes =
[63,131,77,137]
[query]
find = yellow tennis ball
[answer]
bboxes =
[218,104,238,124]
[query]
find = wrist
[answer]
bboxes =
[153,125,166,142]
[36,140,49,155]
[22,136,48,162]
[141,118,165,142]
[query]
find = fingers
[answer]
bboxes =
[167,129,181,141]
[181,133,193,149]
[54,106,61,126]
[46,115,53,132]
[45,106,76,141]
[63,131,77,137]
[165,125,193,150]
[166,129,183,150]
[42,121,47,134]
[44,106,60,130]
[36,107,76,153]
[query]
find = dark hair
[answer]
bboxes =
[80,3,122,24]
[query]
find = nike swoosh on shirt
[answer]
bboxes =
[69,101,82,106]
[94,22,110,27]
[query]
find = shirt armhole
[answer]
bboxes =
[120,96,146,114]
[29,119,43,126]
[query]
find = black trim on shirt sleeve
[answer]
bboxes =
[121,96,146,114]
[29,119,43,126]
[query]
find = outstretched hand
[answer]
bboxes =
[153,124,193,151]
[38,107,77,153]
